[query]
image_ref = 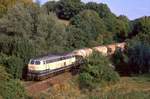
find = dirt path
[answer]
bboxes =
[24,72,73,96]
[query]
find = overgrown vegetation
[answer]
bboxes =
[113,17,150,75]
[0,66,27,99]
[79,51,120,90]
[33,74,150,99]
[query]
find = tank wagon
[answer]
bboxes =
[27,53,83,80]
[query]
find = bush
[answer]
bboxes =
[66,26,87,49]
[79,51,120,90]
[0,55,24,79]
[55,0,84,20]
[102,90,150,99]
[12,38,37,64]
[114,40,150,75]
[112,48,131,75]
[0,66,27,99]
[85,2,112,18]
[126,41,150,74]
[132,16,150,36]
[0,80,27,99]
[70,10,107,47]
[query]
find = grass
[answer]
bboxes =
[30,74,150,99]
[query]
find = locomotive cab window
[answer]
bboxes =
[35,61,41,65]
[30,60,35,64]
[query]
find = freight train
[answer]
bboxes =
[27,42,125,80]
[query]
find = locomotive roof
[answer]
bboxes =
[31,52,75,61]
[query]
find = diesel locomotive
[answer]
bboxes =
[27,53,83,80]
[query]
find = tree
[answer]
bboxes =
[79,51,120,90]
[126,41,150,74]
[43,1,57,14]
[102,14,131,42]
[0,66,27,99]
[56,0,84,20]
[114,16,131,41]
[0,0,33,17]
[2,56,24,79]
[0,37,37,79]
[0,3,34,38]
[66,26,87,49]
[0,65,10,81]
[12,38,37,64]
[70,10,107,47]
[96,32,114,45]
[114,40,150,75]
[131,16,150,44]
[86,2,112,18]
[0,4,7,17]
[133,16,150,35]
[46,20,68,53]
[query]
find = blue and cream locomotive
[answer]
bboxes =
[27,53,82,80]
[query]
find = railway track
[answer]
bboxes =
[24,72,75,95]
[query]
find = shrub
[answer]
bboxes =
[85,2,112,18]
[79,51,120,90]
[66,26,87,49]
[55,0,84,20]
[0,55,24,79]
[114,40,150,75]
[0,66,27,99]
[70,10,107,47]
[102,90,150,99]
[112,48,131,75]
[0,80,27,99]
[126,41,150,74]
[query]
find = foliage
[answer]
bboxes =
[0,55,24,79]
[70,10,107,47]
[43,1,57,14]
[79,51,120,90]
[46,19,68,53]
[0,3,34,37]
[113,16,150,75]
[103,14,131,42]
[56,0,84,20]
[42,0,131,44]
[85,2,112,18]
[131,16,150,44]
[12,38,37,63]
[115,15,131,41]
[126,41,150,74]
[101,90,150,99]
[66,26,89,49]
[96,32,114,45]
[133,16,150,36]
[0,65,10,81]
[113,48,131,75]
[113,40,150,75]
[0,0,33,17]
[0,79,27,99]
[0,66,27,99]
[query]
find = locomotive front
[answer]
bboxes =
[27,59,46,80]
